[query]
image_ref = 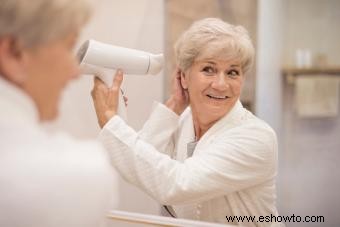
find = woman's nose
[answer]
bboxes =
[211,73,229,90]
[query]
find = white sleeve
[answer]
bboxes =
[138,102,179,156]
[98,117,277,206]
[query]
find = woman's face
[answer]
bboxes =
[22,32,80,121]
[181,57,244,124]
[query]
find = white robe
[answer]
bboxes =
[99,101,282,226]
[0,77,115,227]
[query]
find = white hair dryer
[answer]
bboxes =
[77,39,164,121]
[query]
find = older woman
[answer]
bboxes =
[92,18,280,226]
[0,0,115,226]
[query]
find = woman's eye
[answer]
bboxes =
[202,66,215,74]
[227,70,239,77]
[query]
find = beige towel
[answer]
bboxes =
[295,75,339,117]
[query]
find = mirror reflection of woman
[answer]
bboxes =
[0,1,115,226]
[92,18,282,226]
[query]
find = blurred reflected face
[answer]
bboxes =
[182,58,244,125]
[22,32,80,121]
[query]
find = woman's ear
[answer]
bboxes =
[0,37,27,84]
[180,70,189,89]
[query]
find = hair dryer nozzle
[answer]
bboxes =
[77,40,90,63]
[148,54,163,75]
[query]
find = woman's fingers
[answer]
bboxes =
[91,77,108,106]
[111,70,123,90]
[165,68,189,115]
[90,70,124,128]
[107,70,123,107]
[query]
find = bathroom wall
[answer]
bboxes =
[281,1,340,226]
[48,0,165,223]
[257,0,340,226]
[282,0,340,68]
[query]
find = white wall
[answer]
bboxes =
[257,1,340,226]
[48,0,165,221]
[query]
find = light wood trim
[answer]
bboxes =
[282,67,340,84]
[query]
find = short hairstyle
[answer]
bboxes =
[0,0,93,47]
[174,18,255,73]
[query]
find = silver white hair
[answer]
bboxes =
[0,0,93,47]
[174,18,255,73]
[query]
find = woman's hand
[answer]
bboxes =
[91,70,124,128]
[165,68,189,115]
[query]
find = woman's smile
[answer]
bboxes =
[206,94,229,100]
